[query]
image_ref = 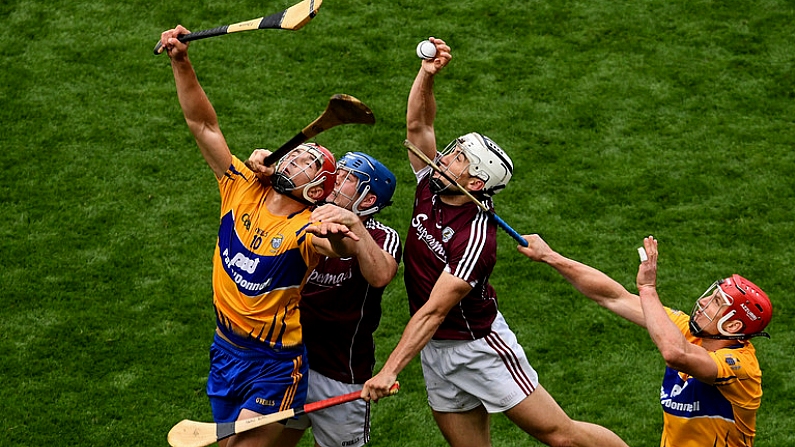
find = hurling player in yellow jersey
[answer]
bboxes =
[519,235,772,447]
[161,26,362,447]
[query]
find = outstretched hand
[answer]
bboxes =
[637,236,658,291]
[306,221,360,242]
[311,203,360,228]
[516,234,554,262]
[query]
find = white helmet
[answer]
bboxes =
[445,132,513,197]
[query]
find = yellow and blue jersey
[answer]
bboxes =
[211,157,321,353]
[660,308,762,447]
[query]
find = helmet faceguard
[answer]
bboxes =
[689,274,772,340]
[441,132,513,197]
[428,143,468,195]
[332,152,396,216]
[272,143,337,204]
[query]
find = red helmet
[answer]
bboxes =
[691,274,772,340]
[716,274,772,338]
[273,143,337,204]
[301,143,337,203]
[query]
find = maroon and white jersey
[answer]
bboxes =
[300,218,402,384]
[405,167,499,341]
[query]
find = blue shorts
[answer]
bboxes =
[207,333,309,423]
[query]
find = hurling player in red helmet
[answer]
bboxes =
[270,143,339,205]
[161,24,359,447]
[518,234,772,447]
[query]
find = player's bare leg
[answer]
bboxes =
[273,427,305,447]
[432,405,491,447]
[504,385,628,447]
[224,408,286,447]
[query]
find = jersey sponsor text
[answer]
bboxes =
[411,213,446,261]
[307,267,354,287]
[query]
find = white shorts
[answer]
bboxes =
[284,369,370,447]
[420,312,539,413]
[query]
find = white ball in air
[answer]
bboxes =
[416,40,437,60]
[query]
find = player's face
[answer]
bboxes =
[434,145,471,189]
[327,168,361,210]
[278,148,322,187]
[692,287,731,332]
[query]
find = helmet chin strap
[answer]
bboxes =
[695,331,771,341]
[429,177,464,196]
[429,177,494,199]
[689,318,771,340]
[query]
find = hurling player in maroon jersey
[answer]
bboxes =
[361,37,629,447]
[247,150,402,447]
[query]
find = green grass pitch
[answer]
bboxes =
[1,0,794,446]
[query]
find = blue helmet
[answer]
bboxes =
[336,152,396,216]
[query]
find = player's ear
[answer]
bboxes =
[724,319,744,334]
[305,185,325,201]
[360,193,377,209]
[467,177,485,192]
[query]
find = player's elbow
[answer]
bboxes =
[185,117,217,136]
[364,260,398,288]
[406,117,435,140]
[601,294,645,326]
[406,117,425,134]
[367,273,393,288]
[664,357,692,373]
[658,343,689,369]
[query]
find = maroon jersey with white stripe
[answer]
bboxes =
[300,218,402,384]
[405,169,498,340]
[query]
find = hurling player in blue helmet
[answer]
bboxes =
[247,150,402,447]
[330,152,397,216]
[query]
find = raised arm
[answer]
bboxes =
[161,25,232,179]
[518,234,646,326]
[406,37,452,173]
[637,236,719,383]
